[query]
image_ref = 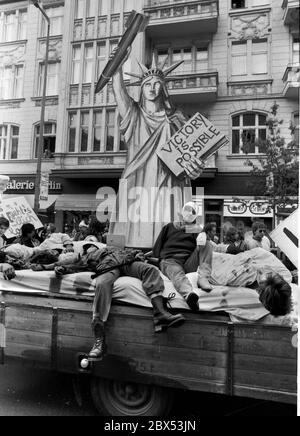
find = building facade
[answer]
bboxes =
[0,0,299,236]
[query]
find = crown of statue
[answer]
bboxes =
[125,54,183,86]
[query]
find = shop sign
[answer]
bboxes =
[224,200,273,218]
[6,178,62,192]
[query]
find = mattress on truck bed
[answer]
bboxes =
[0,291,297,405]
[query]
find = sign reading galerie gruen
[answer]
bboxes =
[157,113,229,177]
[0,196,43,238]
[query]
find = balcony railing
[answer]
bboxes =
[282,64,300,99]
[166,71,218,102]
[282,0,299,25]
[144,0,219,36]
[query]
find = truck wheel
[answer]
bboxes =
[90,378,173,416]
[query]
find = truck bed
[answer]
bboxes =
[0,291,297,405]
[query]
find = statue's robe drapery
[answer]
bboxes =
[110,100,192,249]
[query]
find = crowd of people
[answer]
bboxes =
[0,204,296,362]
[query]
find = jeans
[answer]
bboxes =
[93,261,164,323]
[160,242,213,299]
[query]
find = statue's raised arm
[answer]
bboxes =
[111,48,132,119]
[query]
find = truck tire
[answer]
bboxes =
[90,377,173,416]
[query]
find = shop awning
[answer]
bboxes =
[55,195,100,211]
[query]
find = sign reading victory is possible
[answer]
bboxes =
[157,113,229,177]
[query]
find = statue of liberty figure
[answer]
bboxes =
[109,49,205,249]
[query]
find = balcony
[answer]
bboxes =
[282,64,300,99]
[282,0,299,25]
[166,71,218,103]
[144,0,219,37]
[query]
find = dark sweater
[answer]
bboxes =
[153,223,197,264]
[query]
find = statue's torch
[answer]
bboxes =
[95,10,149,94]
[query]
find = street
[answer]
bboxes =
[0,361,297,417]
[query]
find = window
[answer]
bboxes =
[231,0,245,8]
[0,9,27,42]
[231,0,269,8]
[93,111,102,152]
[231,41,247,75]
[196,48,209,72]
[97,42,106,78]
[68,113,77,152]
[0,124,19,160]
[251,40,268,74]
[106,110,115,151]
[111,15,120,36]
[156,45,209,75]
[83,44,94,83]
[231,39,268,77]
[232,113,267,154]
[124,0,134,12]
[80,112,89,152]
[38,62,61,96]
[42,6,64,37]
[87,0,97,17]
[75,0,85,19]
[98,0,107,16]
[34,123,56,159]
[111,0,121,14]
[72,46,81,84]
[0,64,24,100]
[293,37,299,65]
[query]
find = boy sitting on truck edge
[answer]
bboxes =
[152,202,213,312]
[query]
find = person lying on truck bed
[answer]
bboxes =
[152,204,292,317]
[0,252,16,280]
[53,243,185,361]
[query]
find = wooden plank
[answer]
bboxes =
[234,338,297,359]
[234,369,297,393]
[234,326,294,343]
[5,342,51,362]
[57,316,229,352]
[5,307,52,334]
[6,329,52,348]
[234,354,297,375]
[57,348,227,395]
[57,335,228,368]
[234,385,297,405]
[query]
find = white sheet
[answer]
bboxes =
[0,268,297,327]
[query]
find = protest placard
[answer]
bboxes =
[0,196,43,239]
[157,113,229,177]
[270,208,298,267]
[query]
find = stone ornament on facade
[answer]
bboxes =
[38,38,62,61]
[231,13,270,40]
[231,84,269,96]
[0,44,25,67]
